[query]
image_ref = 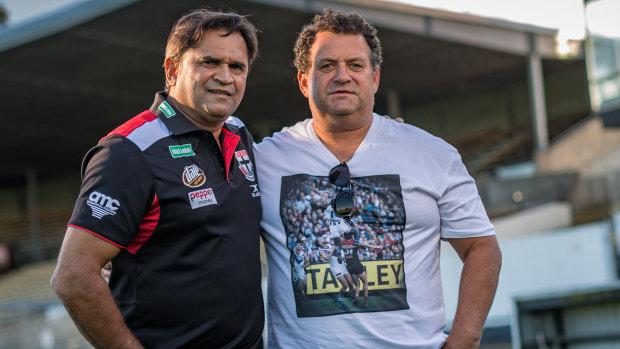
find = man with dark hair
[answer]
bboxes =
[51,9,264,348]
[256,8,501,348]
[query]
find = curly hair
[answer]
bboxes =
[294,8,383,74]
[164,9,259,91]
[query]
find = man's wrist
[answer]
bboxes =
[443,331,482,349]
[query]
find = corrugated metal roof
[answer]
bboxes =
[0,0,138,53]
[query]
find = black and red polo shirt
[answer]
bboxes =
[68,92,263,348]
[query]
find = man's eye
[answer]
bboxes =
[230,64,245,72]
[350,63,363,70]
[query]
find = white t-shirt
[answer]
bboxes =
[255,114,495,349]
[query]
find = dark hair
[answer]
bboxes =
[164,9,259,90]
[294,8,383,74]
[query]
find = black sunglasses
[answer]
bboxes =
[329,162,354,218]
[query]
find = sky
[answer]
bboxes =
[390,0,587,39]
[0,0,618,39]
[0,0,88,24]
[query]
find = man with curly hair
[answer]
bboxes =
[256,8,501,348]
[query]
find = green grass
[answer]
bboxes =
[295,289,408,317]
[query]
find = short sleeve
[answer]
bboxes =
[68,136,155,247]
[437,149,495,239]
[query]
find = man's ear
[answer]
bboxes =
[164,57,178,88]
[372,67,380,94]
[298,71,310,98]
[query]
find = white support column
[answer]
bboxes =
[527,34,549,152]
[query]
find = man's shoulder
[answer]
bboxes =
[82,134,151,178]
[100,110,171,151]
[224,115,254,143]
[377,115,456,154]
[102,110,158,141]
[254,118,312,153]
[225,115,246,129]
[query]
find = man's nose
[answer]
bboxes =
[215,65,233,84]
[334,63,352,82]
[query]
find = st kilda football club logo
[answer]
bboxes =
[182,164,206,188]
[234,149,255,181]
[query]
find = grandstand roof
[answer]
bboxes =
[0,0,584,184]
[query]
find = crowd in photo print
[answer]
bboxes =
[280,173,409,317]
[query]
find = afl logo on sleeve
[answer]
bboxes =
[182,164,206,188]
[234,149,255,182]
[87,191,120,219]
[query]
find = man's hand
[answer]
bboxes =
[101,261,112,284]
[382,114,404,123]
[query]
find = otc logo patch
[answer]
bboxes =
[188,188,217,209]
[169,144,195,158]
[158,101,176,118]
[182,164,206,188]
[234,149,255,181]
[87,191,120,219]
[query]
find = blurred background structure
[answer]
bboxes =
[0,0,619,348]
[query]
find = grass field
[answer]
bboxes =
[295,289,408,317]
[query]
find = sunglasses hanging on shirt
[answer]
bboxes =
[329,162,354,218]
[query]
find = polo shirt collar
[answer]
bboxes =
[149,92,240,136]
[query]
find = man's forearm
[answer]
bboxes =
[52,268,143,349]
[51,228,143,349]
[445,236,501,348]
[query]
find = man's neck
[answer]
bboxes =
[312,111,373,163]
[166,96,224,149]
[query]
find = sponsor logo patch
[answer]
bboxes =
[250,184,261,197]
[158,101,176,118]
[182,164,206,188]
[87,191,120,219]
[234,149,255,181]
[188,188,217,209]
[169,144,195,158]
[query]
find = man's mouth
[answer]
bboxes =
[330,90,353,95]
[209,89,232,96]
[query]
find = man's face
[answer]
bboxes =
[298,32,379,117]
[167,28,248,127]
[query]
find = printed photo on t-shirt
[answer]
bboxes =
[280,173,408,317]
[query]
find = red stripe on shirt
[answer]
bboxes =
[99,110,158,143]
[125,194,160,255]
[221,128,240,183]
[67,224,126,249]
